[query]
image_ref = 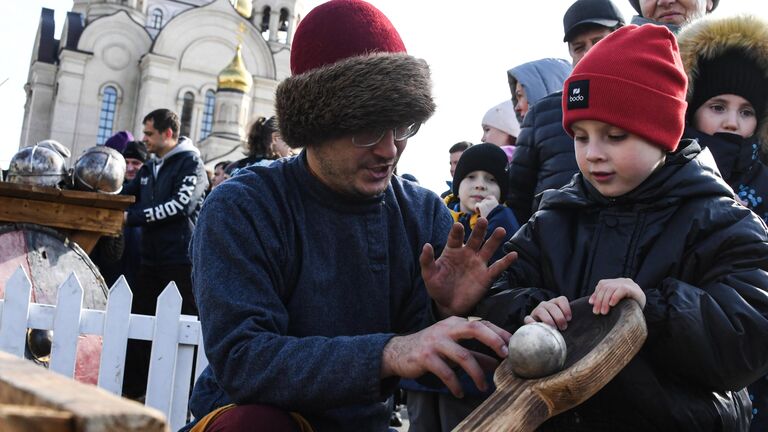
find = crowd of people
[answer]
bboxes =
[11,0,768,431]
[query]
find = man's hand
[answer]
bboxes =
[381,317,511,398]
[589,278,646,314]
[421,218,517,317]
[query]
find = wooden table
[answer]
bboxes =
[0,183,134,253]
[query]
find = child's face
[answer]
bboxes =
[573,120,666,197]
[458,170,501,214]
[692,94,757,139]
[481,125,514,147]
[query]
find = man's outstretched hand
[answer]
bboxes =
[381,317,511,398]
[421,218,517,317]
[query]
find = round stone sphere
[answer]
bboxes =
[508,322,567,378]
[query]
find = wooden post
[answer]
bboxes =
[0,351,168,431]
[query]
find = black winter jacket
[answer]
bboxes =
[506,91,579,223]
[477,140,768,431]
[123,138,208,266]
[686,128,768,224]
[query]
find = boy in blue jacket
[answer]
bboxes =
[444,143,519,263]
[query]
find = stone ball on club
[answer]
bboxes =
[508,322,567,378]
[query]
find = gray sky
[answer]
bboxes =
[2,1,767,193]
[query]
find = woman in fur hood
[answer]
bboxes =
[678,15,768,431]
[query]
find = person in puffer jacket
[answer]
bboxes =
[507,58,571,124]
[678,15,768,431]
[506,0,624,223]
[428,25,768,431]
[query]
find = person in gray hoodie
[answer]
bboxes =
[506,0,624,223]
[507,58,572,123]
[121,108,208,399]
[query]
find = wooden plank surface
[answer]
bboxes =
[0,351,168,432]
[0,183,134,209]
[0,405,74,432]
[0,196,125,235]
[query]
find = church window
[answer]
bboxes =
[278,8,289,43]
[180,92,195,137]
[200,90,215,140]
[261,6,271,39]
[97,86,118,145]
[150,9,163,29]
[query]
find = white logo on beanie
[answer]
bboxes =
[567,80,590,109]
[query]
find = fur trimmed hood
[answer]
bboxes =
[678,15,768,147]
[275,53,435,148]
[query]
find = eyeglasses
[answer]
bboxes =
[351,122,421,147]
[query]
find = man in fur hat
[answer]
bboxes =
[183,1,515,431]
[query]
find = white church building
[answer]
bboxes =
[20,0,304,163]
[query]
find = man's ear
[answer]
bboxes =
[706,0,714,12]
[163,128,174,140]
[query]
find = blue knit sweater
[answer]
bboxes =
[186,152,452,431]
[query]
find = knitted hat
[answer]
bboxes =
[122,141,148,163]
[563,0,625,42]
[678,15,768,149]
[482,100,520,138]
[275,0,435,148]
[104,131,133,153]
[562,25,688,152]
[688,50,768,122]
[452,143,509,201]
[628,0,718,15]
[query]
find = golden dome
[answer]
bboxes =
[217,44,253,93]
[232,0,253,19]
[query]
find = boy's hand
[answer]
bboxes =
[589,278,646,315]
[475,196,500,218]
[524,296,572,330]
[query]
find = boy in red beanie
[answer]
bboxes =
[427,24,768,430]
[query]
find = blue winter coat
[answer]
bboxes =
[186,152,452,432]
[506,91,579,223]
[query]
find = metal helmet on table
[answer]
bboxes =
[73,146,126,193]
[6,144,69,187]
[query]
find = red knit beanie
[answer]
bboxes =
[290,0,406,75]
[562,24,688,152]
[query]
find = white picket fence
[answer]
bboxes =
[0,266,208,431]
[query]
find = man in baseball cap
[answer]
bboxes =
[506,0,624,223]
[184,1,515,431]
